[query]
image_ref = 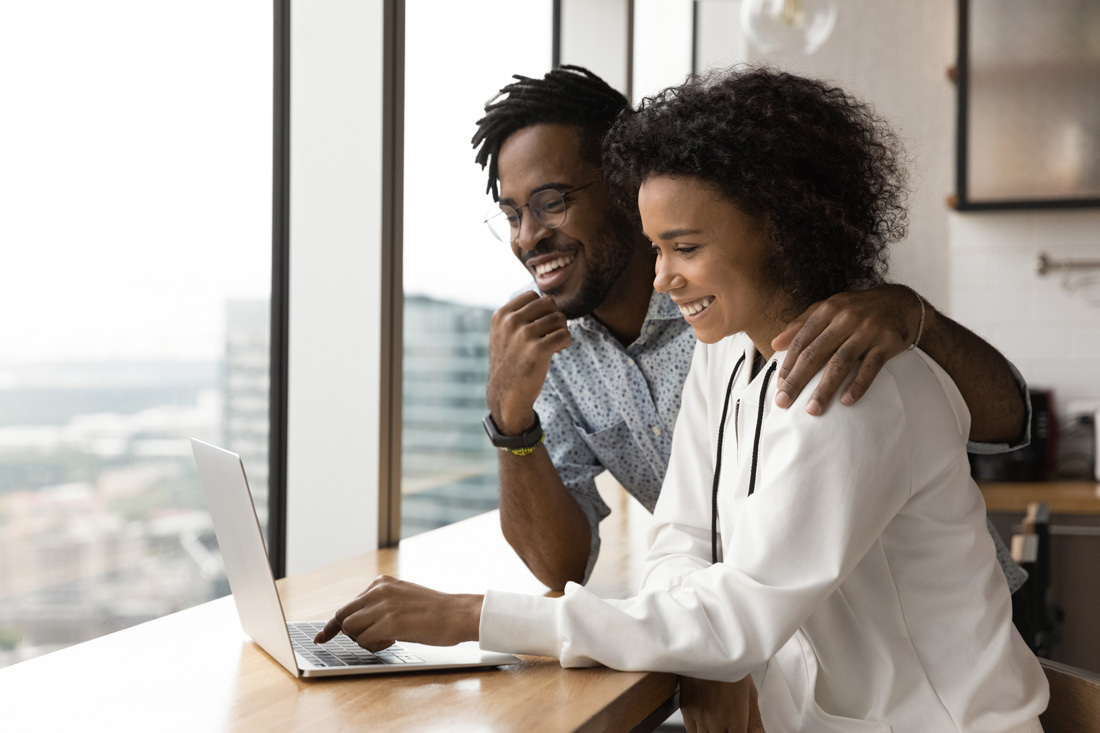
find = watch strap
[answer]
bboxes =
[483,412,544,456]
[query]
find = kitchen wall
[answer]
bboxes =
[951,210,1100,415]
[698,0,1100,413]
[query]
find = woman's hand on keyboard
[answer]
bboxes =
[313,575,483,652]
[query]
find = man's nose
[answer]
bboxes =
[513,211,553,253]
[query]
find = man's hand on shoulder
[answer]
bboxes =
[770,284,920,415]
[488,291,572,433]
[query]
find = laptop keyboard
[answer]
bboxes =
[288,621,424,667]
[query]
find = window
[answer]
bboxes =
[401,0,553,537]
[0,2,272,667]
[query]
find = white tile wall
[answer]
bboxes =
[949,209,1100,415]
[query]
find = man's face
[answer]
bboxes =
[495,124,633,319]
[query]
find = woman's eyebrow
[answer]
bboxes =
[655,228,703,240]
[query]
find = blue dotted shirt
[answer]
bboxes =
[535,290,693,579]
[536,289,1028,592]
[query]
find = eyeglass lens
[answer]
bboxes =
[486,189,569,242]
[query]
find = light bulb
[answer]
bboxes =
[741,0,837,55]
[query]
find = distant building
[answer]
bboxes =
[223,300,271,532]
[401,295,499,537]
[0,485,213,665]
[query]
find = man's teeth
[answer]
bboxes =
[678,297,714,317]
[534,254,576,276]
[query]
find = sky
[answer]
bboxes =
[0,1,552,366]
[0,2,273,364]
[402,1,553,309]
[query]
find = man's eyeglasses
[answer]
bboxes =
[484,182,597,243]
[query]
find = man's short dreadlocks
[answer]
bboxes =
[471,65,629,201]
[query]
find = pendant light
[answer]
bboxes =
[741,0,837,55]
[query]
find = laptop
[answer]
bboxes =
[190,438,518,678]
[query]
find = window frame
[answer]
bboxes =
[269,0,291,578]
[952,0,1100,212]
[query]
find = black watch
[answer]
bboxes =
[482,412,544,455]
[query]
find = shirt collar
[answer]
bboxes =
[573,290,684,334]
[648,290,684,322]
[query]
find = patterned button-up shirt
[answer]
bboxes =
[535,289,1028,592]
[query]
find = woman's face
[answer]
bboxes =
[639,175,781,347]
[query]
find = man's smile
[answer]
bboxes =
[524,249,581,292]
[534,254,576,276]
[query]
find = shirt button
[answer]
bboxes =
[646,325,655,335]
[627,358,636,367]
[651,426,661,436]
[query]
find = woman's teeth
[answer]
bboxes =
[678,297,714,317]
[534,254,576,276]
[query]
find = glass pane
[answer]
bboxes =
[0,2,272,667]
[402,0,553,538]
[967,0,1100,201]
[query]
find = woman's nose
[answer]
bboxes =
[653,258,685,293]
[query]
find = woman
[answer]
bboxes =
[316,68,1047,731]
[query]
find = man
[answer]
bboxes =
[470,66,1029,730]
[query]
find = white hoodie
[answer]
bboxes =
[480,333,1048,732]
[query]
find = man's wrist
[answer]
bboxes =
[493,407,537,436]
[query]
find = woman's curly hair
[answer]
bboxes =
[603,66,909,312]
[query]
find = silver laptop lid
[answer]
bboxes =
[191,439,301,677]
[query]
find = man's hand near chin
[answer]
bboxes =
[679,675,765,733]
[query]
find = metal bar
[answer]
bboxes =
[626,0,635,103]
[691,1,698,76]
[1036,253,1100,277]
[954,197,1100,212]
[955,0,969,207]
[1049,525,1100,537]
[552,0,561,69]
[268,0,291,579]
[1013,524,1100,538]
[378,0,406,548]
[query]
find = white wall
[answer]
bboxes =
[695,0,748,71]
[951,210,1100,413]
[286,0,383,574]
[560,0,630,94]
[632,0,694,103]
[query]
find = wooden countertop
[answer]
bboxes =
[0,484,674,732]
[980,480,1100,515]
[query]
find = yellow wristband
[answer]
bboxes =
[507,431,545,457]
